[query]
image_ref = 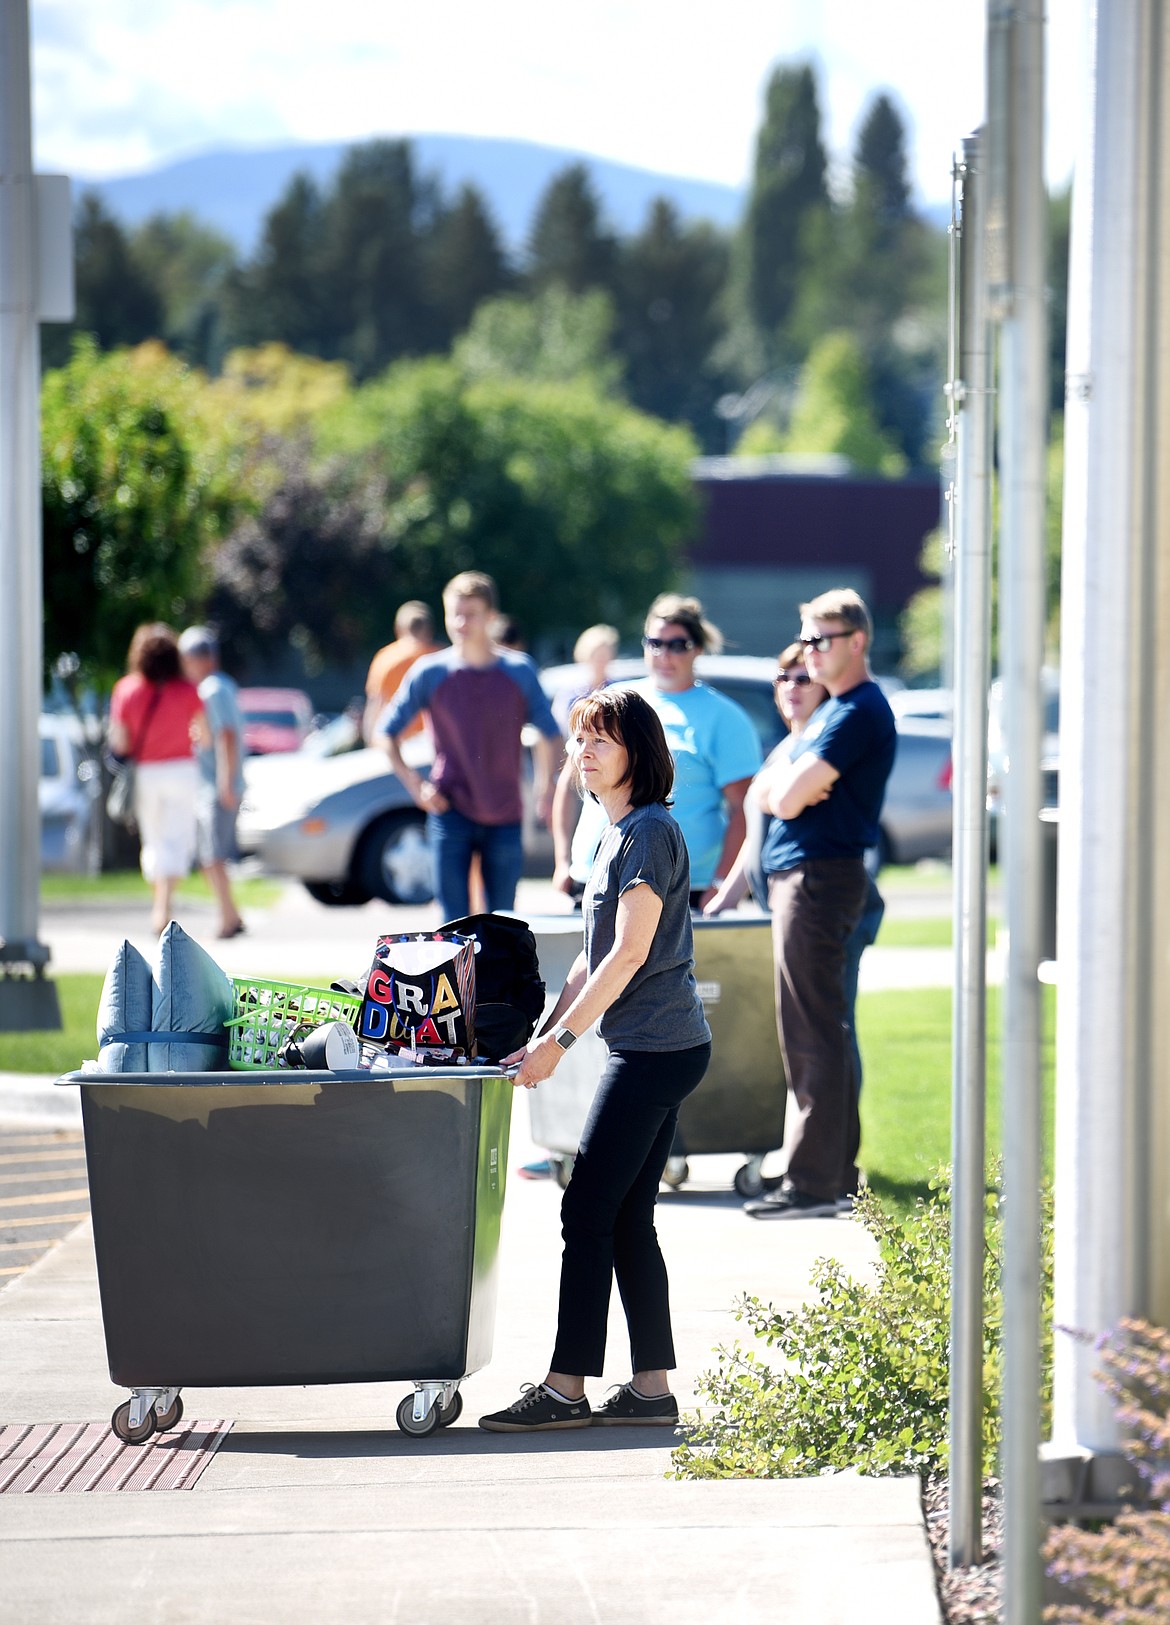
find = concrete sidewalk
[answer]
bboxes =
[0,1104,941,1625]
[0,879,943,1622]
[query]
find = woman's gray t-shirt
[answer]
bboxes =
[583,802,712,1052]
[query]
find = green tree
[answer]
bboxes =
[129,211,238,369]
[730,63,830,360]
[453,284,622,393]
[226,172,330,357]
[318,139,446,374]
[428,183,512,338]
[617,198,730,442]
[41,340,244,685]
[765,330,907,474]
[527,163,618,295]
[43,193,164,367]
[786,93,944,468]
[318,357,697,649]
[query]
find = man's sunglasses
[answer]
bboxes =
[774,671,813,687]
[799,630,855,653]
[642,636,696,654]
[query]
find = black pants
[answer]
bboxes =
[550,1042,711,1377]
[769,859,868,1201]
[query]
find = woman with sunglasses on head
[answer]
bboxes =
[704,642,885,1159]
[552,593,761,913]
[481,688,711,1432]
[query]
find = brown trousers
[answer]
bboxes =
[769,859,869,1200]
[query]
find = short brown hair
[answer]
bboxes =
[443,571,497,610]
[800,588,872,648]
[568,688,674,808]
[127,622,181,683]
[644,592,724,654]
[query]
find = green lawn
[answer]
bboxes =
[858,984,1056,1216]
[874,915,998,949]
[40,870,284,908]
[0,974,108,1077]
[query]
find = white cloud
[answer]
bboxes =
[30,0,1077,202]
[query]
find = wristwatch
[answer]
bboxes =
[552,1026,577,1052]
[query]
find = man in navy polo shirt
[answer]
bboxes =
[378,570,562,920]
[743,588,896,1220]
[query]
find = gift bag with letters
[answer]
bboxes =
[357,931,477,1058]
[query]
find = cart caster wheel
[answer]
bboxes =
[734,1164,765,1198]
[154,1395,184,1432]
[661,1156,689,1189]
[436,1391,463,1427]
[111,1400,157,1445]
[396,1395,440,1437]
[553,1156,573,1190]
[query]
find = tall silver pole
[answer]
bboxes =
[990,0,1048,1618]
[0,0,53,1016]
[948,132,993,1572]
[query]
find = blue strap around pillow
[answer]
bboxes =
[99,1030,225,1047]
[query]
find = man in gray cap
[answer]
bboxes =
[179,626,246,938]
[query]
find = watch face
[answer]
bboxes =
[555,1028,575,1050]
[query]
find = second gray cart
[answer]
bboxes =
[527,913,785,1195]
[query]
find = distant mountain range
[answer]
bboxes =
[80,134,747,257]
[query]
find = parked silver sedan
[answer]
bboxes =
[239,658,951,905]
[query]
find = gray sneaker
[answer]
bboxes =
[592,1382,680,1427]
[479,1383,592,1432]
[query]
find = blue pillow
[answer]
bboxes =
[95,940,154,1074]
[149,922,234,1072]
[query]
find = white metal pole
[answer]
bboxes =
[990,0,1048,1617]
[1053,0,1165,1458]
[0,0,51,991]
[948,131,993,1572]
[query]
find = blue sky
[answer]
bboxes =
[31,1,1078,206]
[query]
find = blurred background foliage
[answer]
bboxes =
[39,59,1070,688]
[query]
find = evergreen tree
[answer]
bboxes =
[319,139,445,375]
[129,211,237,370]
[784,91,943,468]
[428,183,511,338]
[225,172,330,356]
[854,93,911,225]
[43,193,164,365]
[528,163,618,294]
[617,198,730,442]
[738,64,830,345]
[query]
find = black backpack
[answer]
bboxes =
[439,913,547,1062]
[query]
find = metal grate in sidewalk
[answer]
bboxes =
[0,1419,233,1493]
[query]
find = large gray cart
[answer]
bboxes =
[527,913,785,1195]
[59,1066,511,1442]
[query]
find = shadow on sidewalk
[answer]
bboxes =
[218,1425,681,1460]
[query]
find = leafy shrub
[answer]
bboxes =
[672,1168,1053,1480]
[1045,1319,1170,1622]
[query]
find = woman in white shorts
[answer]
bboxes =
[109,623,207,934]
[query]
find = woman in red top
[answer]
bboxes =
[109,623,207,934]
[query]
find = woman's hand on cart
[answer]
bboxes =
[501,1035,562,1090]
